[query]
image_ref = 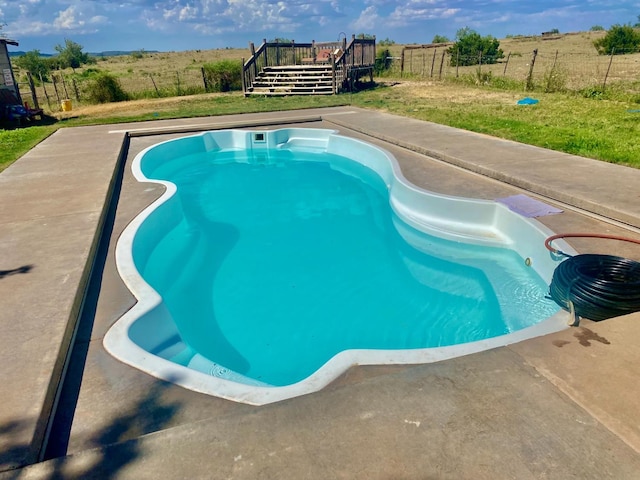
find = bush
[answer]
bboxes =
[374,48,393,75]
[593,24,640,54]
[84,73,129,103]
[448,27,504,66]
[202,60,242,92]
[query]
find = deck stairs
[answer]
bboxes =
[247,65,336,96]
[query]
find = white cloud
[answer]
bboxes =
[351,6,380,31]
[54,6,81,29]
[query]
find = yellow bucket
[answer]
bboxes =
[61,99,72,112]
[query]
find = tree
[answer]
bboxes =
[13,50,51,81]
[590,25,605,31]
[54,38,94,70]
[593,24,640,54]
[448,27,504,66]
[432,35,450,44]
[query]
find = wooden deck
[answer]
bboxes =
[242,36,376,96]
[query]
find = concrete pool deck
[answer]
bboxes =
[1,106,639,478]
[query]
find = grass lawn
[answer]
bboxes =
[2,79,639,172]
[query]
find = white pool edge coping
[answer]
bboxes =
[104,127,577,405]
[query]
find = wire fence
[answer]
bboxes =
[393,48,640,92]
[17,67,213,112]
[15,48,640,112]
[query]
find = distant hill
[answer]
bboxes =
[9,50,160,58]
[9,51,54,57]
[90,50,160,57]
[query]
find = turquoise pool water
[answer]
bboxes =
[133,146,558,387]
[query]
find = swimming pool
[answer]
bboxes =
[104,128,574,405]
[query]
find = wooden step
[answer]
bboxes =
[248,85,334,95]
[263,65,333,72]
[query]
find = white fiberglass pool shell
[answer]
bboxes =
[104,128,575,405]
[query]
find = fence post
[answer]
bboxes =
[72,78,80,101]
[52,75,61,103]
[455,50,459,77]
[201,66,209,92]
[526,49,538,91]
[503,52,511,76]
[602,48,615,91]
[26,72,40,110]
[60,73,70,99]
[38,73,52,110]
[149,74,159,95]
[400,48,405,77]
[438,50,446,80]
[409,48,413,75]
[430,48,437,77]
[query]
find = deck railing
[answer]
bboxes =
[242,35,376,94]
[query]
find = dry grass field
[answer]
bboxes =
[389,31,640,89]
[11,29,640,114]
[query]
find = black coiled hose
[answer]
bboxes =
[549,254,640,321]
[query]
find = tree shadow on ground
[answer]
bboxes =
[0,379,182,480]
[0,265,34,280]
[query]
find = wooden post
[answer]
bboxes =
[52,75,61,103]
[400,48,405,77]
[551,50,559,70]
[602,48,615,91]
[430,48,437,77]
[421,49,426,76]
[60,73,70,99]
[312,40,316,64]
[331,53,337,93]
[241,58,246,94]
[503,52,511,76]
[455,49,459,77]
[201,66,209,91]
[249,42,258,77]
[409,49,413,74]
[72,78,80,101]
[438,50,446,79]
[526,49,538,91]
[372,36,376,67]
[26,72,40,110]
[149,74,159,95]
[38,73,52,110]
[291,39,295,65]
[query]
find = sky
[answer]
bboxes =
[1,0,639,54]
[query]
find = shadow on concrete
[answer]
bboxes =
[0,265,34,280]
[0,381,182,480]
[0,419,32,472]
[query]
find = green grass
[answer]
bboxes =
[0,125,57,172]
[351,84,640,167]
